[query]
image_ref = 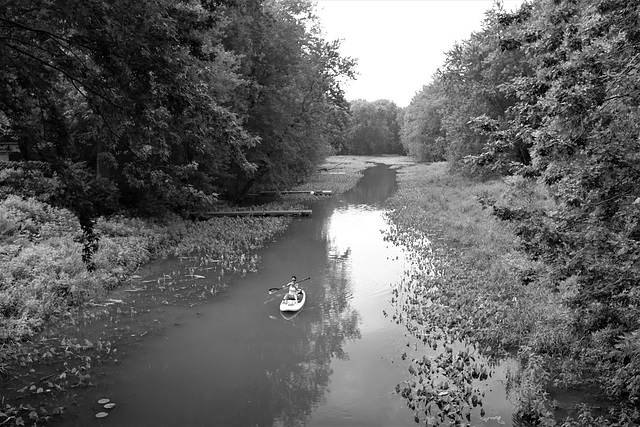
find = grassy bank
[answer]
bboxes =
[384,162,632,425]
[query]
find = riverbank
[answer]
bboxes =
[383,162,631,425]
[384,162,552,421]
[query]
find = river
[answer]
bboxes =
[43,163,514,426]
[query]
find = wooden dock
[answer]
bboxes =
[198,210,312,218]
[246,190,332,196]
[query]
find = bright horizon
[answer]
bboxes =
[316,0,526,108]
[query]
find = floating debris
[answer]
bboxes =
[98,398,110,404]
[104,403,116,409]
[95,412,109,418]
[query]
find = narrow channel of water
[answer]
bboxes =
[48,164,515,426]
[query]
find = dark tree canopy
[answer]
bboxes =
[0,0,355,264]
[400,83,447,162]
[340,99,403,155]
[0,0,355,209]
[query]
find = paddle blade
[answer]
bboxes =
[268,287,282,294]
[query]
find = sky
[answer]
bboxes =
[315,0,526,108]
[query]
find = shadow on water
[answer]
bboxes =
[5,164,517,426]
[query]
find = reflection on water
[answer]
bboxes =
[40,164,515,426]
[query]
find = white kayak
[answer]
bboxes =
[280,290,306,312]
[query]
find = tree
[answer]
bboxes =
[478,0,640,412]
[401,83,447,162]
[341,99,403,155]
[220,0,356,198]
[495,0,640,318]
[434,3,534,173]
[0,0,259,215]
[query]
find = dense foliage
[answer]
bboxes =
[400,84,447,162]
[220,0,356,197]
[401,5,531,168]
[339,99,403,155]
[0,0,355,212]
[399,0,640,423]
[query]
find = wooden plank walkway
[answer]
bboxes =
[199,210,312,218]
[246,190,332,196]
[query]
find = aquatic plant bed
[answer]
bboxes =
[383,162,634,425]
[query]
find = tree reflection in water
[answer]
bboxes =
[267,258,362,426]
[262,168,400,425]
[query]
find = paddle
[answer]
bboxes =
[268,277,310,294]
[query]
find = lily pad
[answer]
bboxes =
[98,398,110,404]
[95,412,109,418]
[104,403,116,409]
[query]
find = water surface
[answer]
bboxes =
[53,164,514,426]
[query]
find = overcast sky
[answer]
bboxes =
[315,0,526,108]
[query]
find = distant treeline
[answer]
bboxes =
[339,99,404,155]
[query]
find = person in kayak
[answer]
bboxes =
[286,276,300,303]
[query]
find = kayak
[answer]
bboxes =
[280,290,306,312]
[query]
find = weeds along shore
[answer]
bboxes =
[0,156,388,353]
[384,162,626,424]
[385,161,540,356]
